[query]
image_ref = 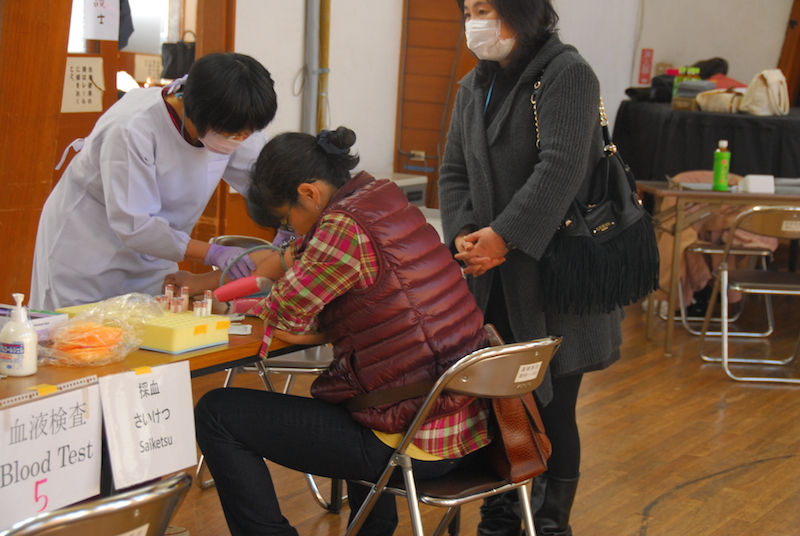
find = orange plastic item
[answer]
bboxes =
[51,321,125,364]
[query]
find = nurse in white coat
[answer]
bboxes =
[30,53,278,311]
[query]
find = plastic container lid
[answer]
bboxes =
[718,140,729,149]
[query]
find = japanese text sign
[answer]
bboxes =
[61,56,105,113]
[0,384,102,527]
[99,362,197,490]
[84,0,120,41]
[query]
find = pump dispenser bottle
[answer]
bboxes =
[0,293,39,376]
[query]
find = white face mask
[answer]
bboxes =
[199,130,243,155]
[465,18,516,62]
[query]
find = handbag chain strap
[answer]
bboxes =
[531,72,614,154]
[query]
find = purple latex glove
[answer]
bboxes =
[204,243,257,280]
[272,228,297,248]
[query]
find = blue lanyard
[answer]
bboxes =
[484,72,497,116]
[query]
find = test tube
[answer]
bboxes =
[204,290,213,316]
[194,300,204,317]
[165,284,174,301]
[170,297,182,314]
[181,286,190,313]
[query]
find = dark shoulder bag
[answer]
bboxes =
[534,82,660,316]
[161,31,196,79]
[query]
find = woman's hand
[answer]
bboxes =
[454,226,508,276]
[273,329,329,345]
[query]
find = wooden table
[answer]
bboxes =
[0,317,304,402]
[637,180,800,356]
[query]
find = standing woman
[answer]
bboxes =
[439,1,623,535]
[30,52,277,310]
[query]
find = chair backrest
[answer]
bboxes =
[728,206,800,242]
[1,473,192,536]
[209,235,271,249]
[401,336,562,444]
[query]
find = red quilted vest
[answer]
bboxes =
[310,173,489,433]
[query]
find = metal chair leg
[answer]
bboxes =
[195,366,243,489]
[305,474,346,513]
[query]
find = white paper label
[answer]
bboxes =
[84,0,120,41]
[514,362,542,383]
[99,362,197,490]
[0,385,102,527]
[781,220,800,232]
[61,56,104,113]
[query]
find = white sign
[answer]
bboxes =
[99,362,197,490]
[84,0,120,41]
[61,56,105,113]
[514,362,542,383]
[0,384,103,527]
[133,54,164,84]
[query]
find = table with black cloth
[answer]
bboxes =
[612,100,800,183]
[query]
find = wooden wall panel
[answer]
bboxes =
[404,74,451,103]
[407,20,462,49]
[0,0,72,301]
[408,0,461,21]
[395,0,476,208]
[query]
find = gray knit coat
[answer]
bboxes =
[439,33,623,405]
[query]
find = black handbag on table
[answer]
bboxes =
[533,85,660,316]
[161,31,196,79]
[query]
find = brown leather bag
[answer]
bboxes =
[486,392,552,483]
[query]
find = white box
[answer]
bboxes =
[739,174,775,194]
[0,305,69,341]
[370,172,428,207]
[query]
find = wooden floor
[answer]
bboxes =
[171,268,800,535]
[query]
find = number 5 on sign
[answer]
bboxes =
[0,385,103,527]
[34,478,48,512]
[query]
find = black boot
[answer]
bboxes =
[477,492,522,536]
[533,474,579,536]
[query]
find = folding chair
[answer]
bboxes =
[656,172,775,337]
[197,235,344,510]
[669,242,774,337]
[0,472,191,536]
[345,334,562,536]
[699,206,800,383]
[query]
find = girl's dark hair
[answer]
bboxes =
[183,52,278,137]
[456,0,559,83]
[247,127,360,228]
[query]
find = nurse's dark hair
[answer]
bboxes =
[246,127,360,228]
[183,52,277,137]
[456,0,559,82]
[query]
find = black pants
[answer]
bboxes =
[195,388,475,535]
[485,274,582,479]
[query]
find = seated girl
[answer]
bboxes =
[193,127,492,535]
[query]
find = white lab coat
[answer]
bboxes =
[30,87,266,310]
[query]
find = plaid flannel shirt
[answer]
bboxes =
[252,212,490,459]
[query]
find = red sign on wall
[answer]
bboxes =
[639,48,654,85]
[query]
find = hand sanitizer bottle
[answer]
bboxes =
[0,293,39,376]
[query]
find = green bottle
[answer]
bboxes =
[713,140,730,191]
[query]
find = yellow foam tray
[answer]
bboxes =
[56,303,97,318]
[140,313,231,354]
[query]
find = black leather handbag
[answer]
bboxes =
[535,93,660,316]
[161,31,196,79]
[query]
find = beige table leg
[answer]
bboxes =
[665,197,687,356]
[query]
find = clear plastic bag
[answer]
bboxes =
[39,293,164,366]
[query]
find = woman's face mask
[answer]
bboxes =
[465,18,516,62]
[199,130,244,155]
